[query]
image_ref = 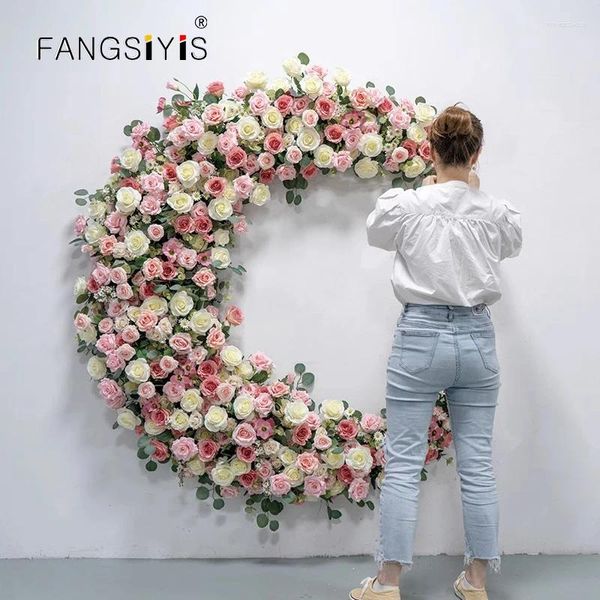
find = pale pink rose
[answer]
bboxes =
[181,117,204,139]
[92,263,111,286]
[418,140,432,161]
[343,128,362,151]
[368,88,385,107]
[233,218,247,234]
[226,146,247,170]
[164,381,185,402]
[292,422,312,446]
[198,439,220,461]
[73,215,86,236]
[233,423,257,447]
[110,267,128,284]
[159,355,179,372]
[333,151,353,172]
[233,174,254,199]
[216,382,236,404]
[315,96,337,120]
[105,211,127,234]
[383,157,400,173]
[147,224,164,241]
[198,160,216,178]
[304,475,327,497]
[207,80,225,96]
[350,88,371,110]
[391,146,408,163]
[217,132,237,155]
[291,389,311,404]
[305,411,321,429]
[116,283,133,300]
[314,433,332,450]
[362,121,380,134]
[142,257,163,280]
[253,393,274,417]
[201,104,224,126]
[105,352,125,372]
[257,460,274,479]
[169,333,192,354]
[301,109,319,127]
[106,299,128,318]
[225,306,244,326]
[137,311,159,332]
[96,333,117,354]
[221,486,239,498]
[233,84,249,100]
[116,343,136,361]
[139,195,162,215]
[283,147,301,166]
[98,378,125,408]
[257,151,276,170]
[141,172,164,193]
[361,413,384,433]
[306,64,327,78]
[74,313,91,330]
[270,473,292,496]
[296,452,320,474]
[189,346,208,364]
[206,328,226,349]
[348,478,370,501]
[388,108,411,130]
[98,318,114,334]
[121,325,140,344]
[400,98,416,114]
[276,164,297,181]
[192,267,216,288]
[249,90,270,115]
[99,236,117,255]
[291,96,310,115]
[138,381,156,399]
[269,381,290,398]
[172,437,198,462]
[249,352,273,372]
[177,248,198,270]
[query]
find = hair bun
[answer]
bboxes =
[432,106,474,138]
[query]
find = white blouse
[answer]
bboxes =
[366,180,522,307]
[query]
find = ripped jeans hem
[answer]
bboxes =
[373,547,414,572]
[464,550,502,574]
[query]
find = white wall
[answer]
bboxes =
[1,0,599,559]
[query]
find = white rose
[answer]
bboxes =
[406,123,428,144]
[283,465,304,487]
[167,191,194,213]
[189,309,214,334]
[250,183,270,206]
[125,358,150,383]
[88,199,107,220]
[116,408,140,430]
[329,479,346,496]
[244,70,268,90]
[233,394,255,419]
[402,156,426,178]
[208,197,233,221]
[263,439,281,455]
[211,462,236,486]
[414,102,436,124]
[213,229,230,246]
[197,131,218,155]
[219,99,241,122]
[266,77,291,93]
[358,133,383,158]
[120,148,142,171]
[297,127,321,152]
[237,116,262,141]
[346,446,374,472]
[236,360,254,379]
[284,400,309,425]
[74,276,87,297]
[84,221,107,244]
[77,325,96,344]
[261,106,283,129]
[87,356,106,380]
[141,295,169,316]
[144,420,167,435]
[188,411,203,429]
[285,116,303,136]
[231,457,251,476]
[300,75,323,98]
[169,409,190,431]
[332,67,351,86]
[124,230,150,257]
[204,405,228,432]
[169,291,194,317]
[176,161,201,188]
[313,144,335,168]
[320,399,345,422]
[115,186,141,214]
[211,247,231,269]
[354,157,379,179]
[221,345,243,368]
[282,57,303,78]
[181,389,201,412]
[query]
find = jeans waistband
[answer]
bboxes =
[403,302,491,317]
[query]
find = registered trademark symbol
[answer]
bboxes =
[195,15,207,29]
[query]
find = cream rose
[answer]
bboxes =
[358,133,384,158]
[244,70,268,90]
[125,358,150,383]
[300,75,323,98]
[354,157,379,179]
[414,102,436,124]
[213,229,230,246]
[282,57,303,78]
[180,389,201,412]
[261,106,284,129]
[124,230,150,257]
[250,183,270,206]
[237,116,262,141]
[346,446,374,472]
[189,309,214,334]
[320,399,345,421]
[187,457,206,476]
[197,131,218,155]
[84,221,107,244]
[169,408,190,431]
[176,161,201,188]
[332,67,351,86]
[169,291,194,317]
[211,462,236,486]
[221,345,243,368]
[285,116,303,136]
[406,123,428,144]
[283,464,304,487]
[116,407,140,430]
[230,457,251,476]
[120,148,142,171]
[87,356,107,380]
[313,144,335,168]
[235,360,253,379]
[297,127,321,152]
[233,394,255,419]
[402,156,426,178]
[115,186,141,214]
[204,405,228,432]
[167,191,194,213]
[208,197,233,221]
[142,295,169,316]
[211,247,231,269]
[324,448,345,469]
[284,400,309,425]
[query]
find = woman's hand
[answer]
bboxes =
[423,175,437,186]
[468,169,480,189]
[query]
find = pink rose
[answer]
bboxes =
[314,433,332,451]
[296,452,320,474]
[192,267,216,288]
[216,382,235,404]
[337,419,359,440]
[147,224,164,241]
[159,355,179,372]
[138,381,156,399]
[226,146,247,170]
[269,381,290,398]
[221,486,239,498]
[361,413,384,433]
[253,417,275,439]
[137,311,158,332]
[172,437,198,462]
[348,478,370,501]
[304,475,327,497]
[169,333,192,354]
[207,80,224,96]
[391,146,410,163]
[350,88,371,110]
[98,318,114,334]
[285,146,303,164]
[292,422,312,446]
[225,305,244,326]
[249,352,273,372]
[232,423,257,447]
[236,445,256,463]
[256,460,273,479]
[206,328,226,349]
[253,394,274,418]
[333,151,353,172]
[269,473,292,497]
[233,174,254,199]
[201,104,224,126]
[204,176,227,197]
[198,439,220,461]
[97,378,125,408]
[249,90,270,115]
[315,96,336,120]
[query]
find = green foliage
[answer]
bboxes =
[297,52,310,65]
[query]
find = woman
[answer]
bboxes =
[349,105,523,600]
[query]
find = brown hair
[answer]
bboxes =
[429,104,483,167]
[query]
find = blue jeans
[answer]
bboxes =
[374,303,502,574]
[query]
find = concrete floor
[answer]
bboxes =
[1,555,598,600]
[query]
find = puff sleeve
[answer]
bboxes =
[497,199,523,260]
[366,188,413,251]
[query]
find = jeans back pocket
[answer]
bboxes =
[398,329,440,374]
[470,330,500,373]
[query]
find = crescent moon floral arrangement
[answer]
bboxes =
[71,52,454,532]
